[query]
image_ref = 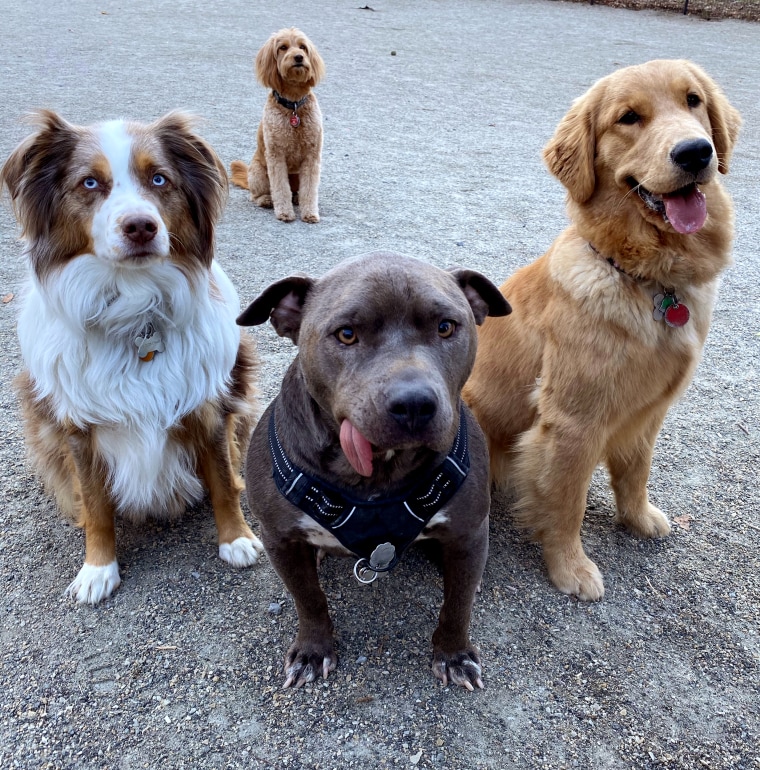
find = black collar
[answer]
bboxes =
[269,404,470,578]
[272,90,310,112]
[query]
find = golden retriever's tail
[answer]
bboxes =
[229,160,250,190]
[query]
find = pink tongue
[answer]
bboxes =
[339,419,374,477]
[663,185,707,234]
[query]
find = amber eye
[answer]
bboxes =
[618,110,641,125]
[687,93,701,108]
[336,327,357,345]
[438,320,456,338]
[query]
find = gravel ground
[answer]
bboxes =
[0,1,758,768]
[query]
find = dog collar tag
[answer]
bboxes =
[289,113,301,128]
[369,542,396,571]
[134,324,165,362]
[654,292,689,327]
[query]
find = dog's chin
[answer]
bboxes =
[625,177,708,235]
[283,64,311,84]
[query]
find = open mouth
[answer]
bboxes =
[627,178,707,235]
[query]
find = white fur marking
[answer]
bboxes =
[66,561,121,604]
[219,536,265,567]
[91,122,170,261]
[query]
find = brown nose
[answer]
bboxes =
[122,216,158,246]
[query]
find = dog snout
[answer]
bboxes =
[294,54,304,64]
[670,138,713,176]
[122,215,159,247]
[387,384,438,434]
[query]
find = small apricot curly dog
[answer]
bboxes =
[230,28,325,223]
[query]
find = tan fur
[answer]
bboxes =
[230,28,325,223]
[463,60,741,600]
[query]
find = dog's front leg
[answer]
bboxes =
[196,416,264,567]
[265,154,296,222]
[65,429,121,604]
[432,518,488,690]
[515,420,605,600]
[265,537,337,688]
[297,158,320,223]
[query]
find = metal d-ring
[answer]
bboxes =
[353,558,378,585]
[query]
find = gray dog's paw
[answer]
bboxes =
[283,639,337,689]
[432,649,484,691]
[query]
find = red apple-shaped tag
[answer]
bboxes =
[290,114,301,128]
[664,302,690,327]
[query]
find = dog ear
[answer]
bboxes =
[686,61,742,175]
[255,33,284,92]
[306,40,325,87]
[152,111,228,268]
[1,110,80,276]
[543,93,597,203]
[447,268,511,325]
[237,275,314,343]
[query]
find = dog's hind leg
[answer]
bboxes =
[606,412,671,540]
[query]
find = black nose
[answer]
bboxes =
[122,216,158,246]
[671,138,713,176]
[387,386,438,434]
[294,54,304,64]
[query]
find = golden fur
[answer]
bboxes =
[463,60,741,600]
[230,28,325,223]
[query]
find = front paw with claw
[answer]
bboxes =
[282,638,337,689]
[432,647,484,691]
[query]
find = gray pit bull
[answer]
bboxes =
[237,253,510,690]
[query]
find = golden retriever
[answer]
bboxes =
[463,59,741,601]
[230,28,325,223]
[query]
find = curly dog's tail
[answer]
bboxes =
[229,160,250,189]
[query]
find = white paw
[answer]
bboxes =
[219,536,264,568]
[66,561,121,605]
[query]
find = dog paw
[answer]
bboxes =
[301,211,320,224]
[545,550,605,601]
[432,649,484,691]
[619,503,671,539]
[219,535,265,568]
[66,561,121,605]
[275,209,296,222]
[283,639,337,689]
[253,195,273,208]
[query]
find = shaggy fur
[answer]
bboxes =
[230,27,325,223]
[1,110,263,604]
[463,60,741,600]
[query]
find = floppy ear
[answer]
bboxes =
[306,40,325,87]
[543,92,597,203]
[447,268,511,325]
[237,275,314,344]
[255,33,284,91]
[688,62,742,175]
[152,111,227,267]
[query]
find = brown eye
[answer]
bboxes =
[618,110,641,125]
[279,44,288,51]
[336,327,357,345]
[438,320,456,338]
[687,93,701,108]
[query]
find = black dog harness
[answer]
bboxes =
[269,404,470,583]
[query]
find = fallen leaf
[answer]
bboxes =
[673,514,694,530]
[2,293,13,304]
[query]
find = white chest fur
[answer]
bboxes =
[19,257,241,514]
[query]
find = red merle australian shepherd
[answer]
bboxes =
[1,110,263,603]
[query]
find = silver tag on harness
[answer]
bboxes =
[353,542,396,585]
[369,542,396,571]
